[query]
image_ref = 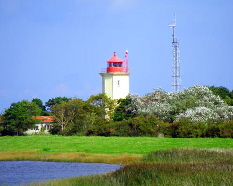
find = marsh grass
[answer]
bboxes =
[30,148,233,186]
[0,151,141,164]
[143,148,233,163]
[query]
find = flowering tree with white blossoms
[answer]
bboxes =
[176,106,233,123]
[125,85,233,122]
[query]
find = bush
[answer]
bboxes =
[166,119,233,138]
[219,120,233,138]
[166,119,207,138]
[86,119,111,136]
[87,115,170,137]
[205,123,220,137]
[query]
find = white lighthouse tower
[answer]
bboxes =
[100,51,130,99]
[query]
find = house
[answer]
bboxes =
[26,116,54,134]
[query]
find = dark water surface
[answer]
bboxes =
[0,161,121,186]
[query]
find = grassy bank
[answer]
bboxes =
[0,136,232,164]
[30,148,233,186]
[1,136,232,185]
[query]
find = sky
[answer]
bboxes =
[0,0,233,112]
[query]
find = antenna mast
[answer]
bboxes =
[169,13,180,92]
[125,50,129,73]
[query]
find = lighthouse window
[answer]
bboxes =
[108,63,112,67]
[113,63,122,67]
[117,80,120,86]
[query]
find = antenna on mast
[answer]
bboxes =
[125,50,129,72]
[169,13,180,92]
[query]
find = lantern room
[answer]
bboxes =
[100,51,130,100]
[105,52,128,73]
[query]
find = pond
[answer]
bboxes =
[0,161,121,186]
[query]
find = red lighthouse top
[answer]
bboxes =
[105,52,128,73]
[107,52,124,63]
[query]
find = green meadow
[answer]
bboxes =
[1,135,232,154]
[0,136,232,185]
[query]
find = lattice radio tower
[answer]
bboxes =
[169,14,181,92]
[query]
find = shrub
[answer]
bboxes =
[205,123,220,137]
[87,115,169,137]
[219,120,233,138]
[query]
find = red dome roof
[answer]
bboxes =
[107,52,124,63]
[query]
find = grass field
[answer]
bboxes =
[1,135,232,154]
[1,136,232,185]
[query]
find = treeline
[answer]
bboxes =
[208,86,233,106]
[0,85,233,137]
[87,115,233,138]
[0,94,114,136]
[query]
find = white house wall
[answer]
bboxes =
[26,123,51,134]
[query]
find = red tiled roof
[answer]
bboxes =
[33,116,54,123]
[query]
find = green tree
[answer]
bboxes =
[45,97,70,111]
[230,90,233,99]
[51,98,104,135]
[208,86,230,99]
[0,114,4,136]
[51,98,87,133]
[208,86,233,106]
[87,93,116,120]
[32,98,50,115]
[224,96,233,106]
[32,98,44,110]
[2,100,41,135]
[113,98,134,121]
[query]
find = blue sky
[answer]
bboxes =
[0,0,233,112]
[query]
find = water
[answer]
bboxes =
[0,161,121,186]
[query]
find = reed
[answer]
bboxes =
[30,148,233,186]
[143,148,233,163]
[0,151,141,165]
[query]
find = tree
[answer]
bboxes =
[32,98,50,115]
[51,98,105,135]
[0,114,4,136]
[87,93,116,120]
[45,97,70,111]
[32,98,44,110]
[208,86,233,106]
[51,100,78,133]
[2,100,41,135]
[208,86,230,99]
[230,90,233,99]
[113,98,136,121]
[125,85,233,123]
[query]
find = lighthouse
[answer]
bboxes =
[100,51,130,99]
